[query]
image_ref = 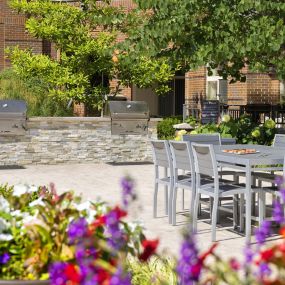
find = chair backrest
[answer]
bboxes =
[191,143,219,179]
[169,141,193,172]
[182,133,221,145]
[150,140,172,168]
[273,134,285,148]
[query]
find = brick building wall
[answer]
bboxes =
[0,0,44,70]
[185,67,281,108]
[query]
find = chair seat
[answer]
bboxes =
[156,177,171,185]
[199,182,246,197]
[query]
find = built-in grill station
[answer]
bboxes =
[0,100,27,135]
[109,101,150,135]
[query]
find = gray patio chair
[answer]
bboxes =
[257,155,285,224]
[191,143,248,242]
[150,140,172,218]
[168,141,194,225]
[182,134,242,180]
[254,134,285,184]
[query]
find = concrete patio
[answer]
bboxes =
[0,162,270,260]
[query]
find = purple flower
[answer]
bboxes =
[244,244,254,264]
[68,217,88,243]
[272,200,285,224]
[121,176,136,208]
[258,262,271,279]
[104,208,127,250]
[110,267,131,285]
[49,262,68,285]
[255,220,272,245]
[0,252,10,264]
[177,232,201,284]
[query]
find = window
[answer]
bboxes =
[206,69,228,103]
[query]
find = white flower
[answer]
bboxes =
[22,215,47,229]
[0,196,10,213]
[29,186,38,193]
[127,220,145,232]
[75,201,92,212]
[0,233,13,241]
[0,217,10,232]
[13,184,29,197]
[86,210,97,224]
[222,114,231,123]
[10,210,22,217]
[13,184,38,197]
[29,197,45,207]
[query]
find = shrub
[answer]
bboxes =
[157,117,182,139]
[187,114,276,145]
[0,68,73,117]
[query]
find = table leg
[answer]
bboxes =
[245,164,252,242]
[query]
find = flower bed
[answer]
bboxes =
[1,176,285,284]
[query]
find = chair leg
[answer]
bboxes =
[210,197,214,219]
[251,193,256,216]
[211,197,219,242]
[245,191,252,242]
[168,185,173,224]
[172,187,178,226]
[217,199,221,224]
[190,186,195,215]
[198,194,202,217]
[182,189,185,210]
[193,191,200,231]
[164,185,169,215]
[153,182,159,218]
[258,191,266,225]
[240,194,245,232]
[233,194,238,229]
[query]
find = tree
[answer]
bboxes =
[7,0,177,112]
[126,0,285,82]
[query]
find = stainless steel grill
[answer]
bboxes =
[109,101,150,135]
[0,100,27,135]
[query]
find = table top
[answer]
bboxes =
[214,144,285,167]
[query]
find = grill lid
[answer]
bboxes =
[0,100,27,114]
[109,101,149,119]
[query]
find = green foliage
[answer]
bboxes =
[191,115,276,145]
[8,0,176,111]
[157,117,182,139]
[129,257,177,285]
[0,68,73,116]
[130,0,285,82]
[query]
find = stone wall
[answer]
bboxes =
[0,117,160,165]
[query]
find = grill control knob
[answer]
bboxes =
[2,104,7,108]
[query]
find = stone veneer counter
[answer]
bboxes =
[0,117,160,165]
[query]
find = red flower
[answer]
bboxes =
[260,248,274,262]
[139,239,159,261]
[90,216,106,231]
[113,206,127,220]
[229,258,240,271]
[199,243,218,263]
[64,264,81,285]
[97,268,111,284]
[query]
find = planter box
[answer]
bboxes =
[0,281,49,285]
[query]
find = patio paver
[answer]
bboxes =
[0,162,255,259]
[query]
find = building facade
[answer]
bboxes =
[0,0,283,118]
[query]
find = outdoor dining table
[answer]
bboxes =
[214,144,285,242]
